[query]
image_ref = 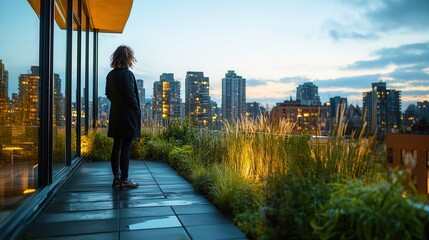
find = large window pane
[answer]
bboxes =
[0,2,39,222]
[53,0,67,174]
[72,16,78,158]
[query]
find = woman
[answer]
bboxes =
[106,45,141,189]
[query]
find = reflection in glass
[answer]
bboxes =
[53,0,67,174]
[72,17,78,158]
[0,2,39,222]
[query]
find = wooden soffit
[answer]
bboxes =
[28,0,133,33]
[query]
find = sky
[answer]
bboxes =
[1,0,429,110]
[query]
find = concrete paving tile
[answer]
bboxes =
[120,197,209,208]
[53,192,116,203]
[33,232,119,240]
[27,219,119,238]
[172,204,220,215]
[37,209,119,223]
[186,224,246,240]
[46,201,118,213]
[120,215,182,231]
[178,213,231,227]
[120,206,174,218]
[119,193,165,201]
[120,227,190,240]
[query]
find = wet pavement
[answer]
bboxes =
[22,160,247,240]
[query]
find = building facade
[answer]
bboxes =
[246,102,266,120]
[385,134,429,198]
[185,71,211,127]
[0,60,9,125]
[271,100,329,135]
[153,73,181,125]
[329,96,347,118]
[296,82,321,106]
[417,101,429,122]
[222,70,246,121]
[363,81,401,137]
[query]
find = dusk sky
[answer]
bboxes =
[2,0,429,109]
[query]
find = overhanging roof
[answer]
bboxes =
[28,0,133,33]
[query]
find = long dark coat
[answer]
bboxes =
[105,68,141,138]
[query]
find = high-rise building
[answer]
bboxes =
[246,102,266,120]
[136,79,145,122]
[0,60,9,125]
[329,96,347,118]
[403,104,417,131]
[417,101,429,122]
[185,71,211,127]
[152,73,181,125]
[211,100,221,126]
[222,70,246,121]
[363,81,401,137]
[296,82,321,106]
[53,73,64,126]
[271,99,329,135]
[18,66,39,126]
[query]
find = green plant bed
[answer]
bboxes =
[311,177,429,240]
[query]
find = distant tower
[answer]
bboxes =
[363,81,401,137]
[0,60,9,125]
[222,70,246,121]
[53,73,65,126]
[296,82,321,106]
[329,96,347,118]
[185,71,211,127]
[152,73,181,125]
[136,79,145,121]
[18,66,40,126]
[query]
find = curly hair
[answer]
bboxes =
[110,45,136,68]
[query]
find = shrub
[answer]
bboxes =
[262,173,332,239]
[161,119,195,145]
[83,130,113,161]
[311,177,429,240]
[191,129,227,165]
[145,139,175,160]
[130,131,152,160]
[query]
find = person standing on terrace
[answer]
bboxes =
[106,45,141,189]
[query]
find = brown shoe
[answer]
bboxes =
[120,179,139,190]
[112,175,121,187]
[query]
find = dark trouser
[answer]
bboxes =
[111,137,133,181]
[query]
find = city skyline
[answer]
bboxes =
[1,0,429,109]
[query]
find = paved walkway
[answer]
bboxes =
[22,160,247,240]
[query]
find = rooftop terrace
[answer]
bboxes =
[21,160,247,240]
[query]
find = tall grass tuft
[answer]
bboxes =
[223,115,295,181]
[82,130,113,161]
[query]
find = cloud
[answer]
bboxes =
[328,0,429,41]
[316,74,381,89]
[388,66,429,81]
[366,0,429,32]
[346,42,429,70]
[329,29,379,41]
[246,79,268,87]
[278,76,310,84]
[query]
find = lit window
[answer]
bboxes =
[401,149,406,164]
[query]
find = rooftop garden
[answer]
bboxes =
[82,112,429,239]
